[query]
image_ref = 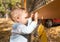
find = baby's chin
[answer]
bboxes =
[24,22,28,26]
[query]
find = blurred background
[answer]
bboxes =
[0,0,60,42]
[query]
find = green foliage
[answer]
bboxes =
[0,0,21,14]
[0,0,2,4]
[11,0,21,5]
[0,4,5,12]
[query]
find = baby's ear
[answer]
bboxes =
[17,17,19,19]
[16,17,20,22]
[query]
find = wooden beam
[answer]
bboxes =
[24,0,26,9]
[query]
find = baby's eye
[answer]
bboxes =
[25,17,28,19]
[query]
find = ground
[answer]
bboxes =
[0,18,13,42]
[46,26,60,42]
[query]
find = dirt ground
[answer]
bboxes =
[46,26,60,42]
[0,18,13,42]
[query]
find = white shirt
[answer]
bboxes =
[10,18,37,42]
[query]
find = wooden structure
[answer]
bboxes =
[24,0,60,19]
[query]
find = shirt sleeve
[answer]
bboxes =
[27,18,32,26]
[17,21,38,34]
[11,23,22,34]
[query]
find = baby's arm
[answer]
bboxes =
[12,12,38,34]
[27,13,34,25]
[27,18,32,26]
[18,21,37,34]
[17,12,38,34]
[11,22,37,34]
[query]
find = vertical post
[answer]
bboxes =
[24,0,26,9]
[21,0,26,9]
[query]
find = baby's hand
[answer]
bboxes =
[34,12,38,23]
[30,13,34,18]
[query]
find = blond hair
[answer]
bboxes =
[10,8,26,22]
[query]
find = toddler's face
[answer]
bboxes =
[11,9,29,25]
[19,10,29,25]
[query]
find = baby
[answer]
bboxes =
[10,8,38,42]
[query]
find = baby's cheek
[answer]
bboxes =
[24,19,27,22]
[26,19,28,22]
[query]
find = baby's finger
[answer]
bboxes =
[30,13,34,18]
[35,12,38,18]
